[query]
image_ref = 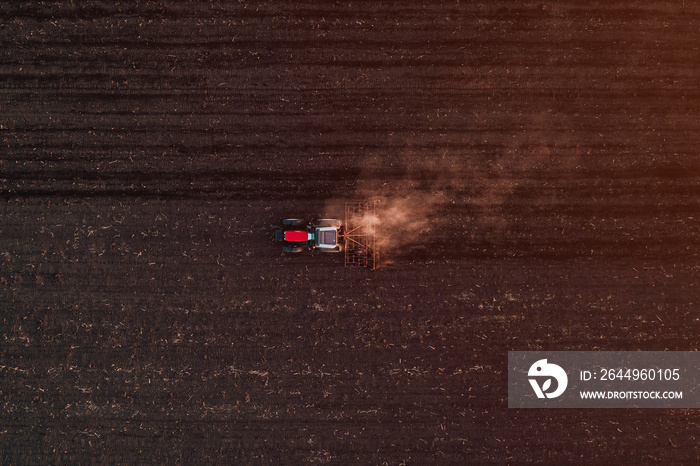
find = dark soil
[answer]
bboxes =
[1,1,699,463]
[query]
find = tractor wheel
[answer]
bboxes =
[283,245,305,253]
[312,219,341,228]
[316,246,341,253]
[283,218,304,226]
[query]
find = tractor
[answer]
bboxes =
[274,218,343,253]
[274,201,379,269]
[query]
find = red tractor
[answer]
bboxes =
[274,201,379,269]
[275,218,343,253]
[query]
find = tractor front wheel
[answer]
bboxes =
[283,218,304,226]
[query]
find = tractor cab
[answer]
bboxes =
[314,227,338,249]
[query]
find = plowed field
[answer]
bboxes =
[1,1,699,463]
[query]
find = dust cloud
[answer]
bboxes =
[347,189,448,261]
[330,113,582,264]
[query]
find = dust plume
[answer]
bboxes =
[329,113,582,265]
[347,190,448,262]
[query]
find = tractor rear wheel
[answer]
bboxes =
[283,245,305,253]
[316,246,341,253]
[312,219,341,228]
